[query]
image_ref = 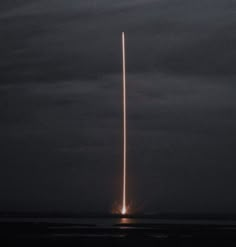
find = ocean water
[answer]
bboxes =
[2,217,236,228]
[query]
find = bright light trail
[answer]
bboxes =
[121,32,127,215]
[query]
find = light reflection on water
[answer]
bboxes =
[117,217,134,229]
[119,217,132,224]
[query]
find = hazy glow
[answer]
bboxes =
[122,32,127,215]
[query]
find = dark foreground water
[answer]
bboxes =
[1,217,236,246]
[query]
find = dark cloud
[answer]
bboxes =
[0,0,235,84]
[0,0,236,214]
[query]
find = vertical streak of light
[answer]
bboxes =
[122,32,127,215]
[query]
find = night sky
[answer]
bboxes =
[1,0,236,214]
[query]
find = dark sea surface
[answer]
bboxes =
[2,216,236,246]
[2,216,236,227]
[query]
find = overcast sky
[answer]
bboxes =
[1,0,236,215]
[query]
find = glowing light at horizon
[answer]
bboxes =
[122,32,127,215]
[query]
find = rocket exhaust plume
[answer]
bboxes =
[121,32,127,215]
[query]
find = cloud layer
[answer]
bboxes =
[0,0,236,214]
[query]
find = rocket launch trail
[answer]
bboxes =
[121,32,127,215]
